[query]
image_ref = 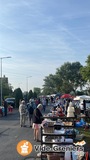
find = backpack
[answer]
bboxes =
[28,105,34,114]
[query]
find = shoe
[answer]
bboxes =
[23,125,26,127]
[36,139,41,142]
[30,125,32,128]
[34,138,36,141]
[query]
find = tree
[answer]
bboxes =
[33,92,37,98]
[28,90,33,100]
[13,88,23,108]
[33,87,41,97]
[80,55,90,81]
[80,55,90,93]
[55,62,86,94]
[43,62,86,95]
[43,74,57,95]
[0,75,13,101]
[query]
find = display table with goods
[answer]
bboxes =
[39,115,89,160]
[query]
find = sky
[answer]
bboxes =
[0,0,90,92]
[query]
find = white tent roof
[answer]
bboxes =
[74,95,90,100]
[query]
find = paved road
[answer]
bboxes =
[0,109,43,160]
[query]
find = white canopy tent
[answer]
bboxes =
[74,95,90,101]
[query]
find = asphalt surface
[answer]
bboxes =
[0,109,41,160]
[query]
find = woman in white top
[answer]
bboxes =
[67,102,75,117]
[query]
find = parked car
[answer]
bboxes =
[5,98,15,107]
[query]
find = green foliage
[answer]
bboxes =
[28,90,33,100]
[43,74,57,95]
[33,87,41,96]
[80,55,90,93]
[33,92,37,98]
[56,62,85,93]
[0,76,13,100]
[13,88,23,108]
[80,55,90,81]
[75,90,85,96]
[43,62,86,95]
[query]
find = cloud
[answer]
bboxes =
[61,11,90,20]
[0,0,90,91]
[60,27,86,44]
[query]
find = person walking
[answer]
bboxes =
[4,100,8,116]
[42,97,46,112]
[19,100,26,127]
[28,100,34,127]
[33,104,43,141]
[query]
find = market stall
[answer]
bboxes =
[40,115,88,160]
[38,103,90,160]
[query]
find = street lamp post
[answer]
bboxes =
[26,76,32,92]
[0,56,11,106]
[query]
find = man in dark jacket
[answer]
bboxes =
[33,104,43,141]
[4,100,8,116]
[28,101,34,127]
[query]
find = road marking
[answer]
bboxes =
[0,128,10,135]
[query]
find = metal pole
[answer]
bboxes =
[27,77,28,93]
[1,58,2,106]
[26,77,28,92]
[0,56,11,106]
[26,76,32,92]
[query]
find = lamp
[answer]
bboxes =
[26,76,32,92]
[0,56,11,106]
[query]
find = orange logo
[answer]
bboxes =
[16,140,33,156]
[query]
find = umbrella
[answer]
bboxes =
[61,94,72,99]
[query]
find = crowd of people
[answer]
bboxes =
[18,96,58,141]
[19,98,44,141]
[51,97,87,116]
[18,96,88,142]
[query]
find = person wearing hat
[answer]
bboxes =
[19,100,26,127]
[32,104,43,141]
